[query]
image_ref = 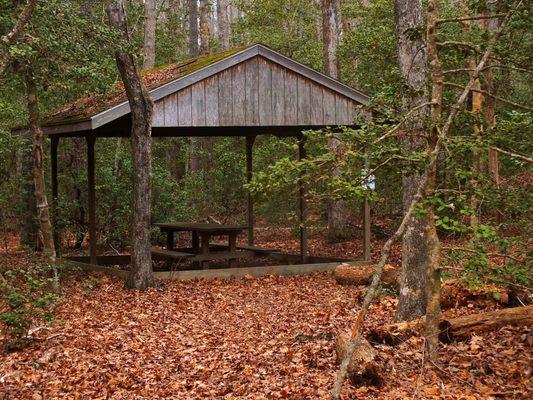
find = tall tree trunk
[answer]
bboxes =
[322,0,350,242]
[143,0,157,70]
[70,137,86,250]
[217,0,230,50]
[425,0,443,362]
[108,0,154,290]
[188,0,199,57]
[199,0,210,54]
[0,0,37,76]
[457,0,483,227]
[393,0,430,322]
[26,71,59,290]
[322,0,340,78]
[18,141,39,250]
[483,10,500,224]
[80,0,93,17]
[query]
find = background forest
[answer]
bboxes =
[0,0,531,397]
[1,0,530,280]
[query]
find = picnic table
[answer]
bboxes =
[152,222,250,268]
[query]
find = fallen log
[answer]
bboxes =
[368,305,533,345]
[335,332,382,387]
[440,304,533,341]
[334,263,398,286]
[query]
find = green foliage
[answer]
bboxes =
[0,262,59,351]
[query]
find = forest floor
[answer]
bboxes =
[0,236,531,399]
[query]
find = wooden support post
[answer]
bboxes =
[228,232,237,268]
[362,157,371,261]
[86,135,97,265]
[200,232,210,269]
[298,134,308,263]
[50,136,60,256]
[192,231,200,268]
[165,230,174,250]
[246,135,256,246]
[363,197,371,261]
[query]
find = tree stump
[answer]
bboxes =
[335,332,382,387]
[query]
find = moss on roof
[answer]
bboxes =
[43,45,252,126]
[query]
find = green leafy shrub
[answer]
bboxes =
[0,263,59,351]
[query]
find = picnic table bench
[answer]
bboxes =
[152,222,251,268]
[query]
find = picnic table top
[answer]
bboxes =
[154,222,247,233]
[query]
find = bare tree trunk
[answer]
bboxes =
[0,0,37,76]
[108,0,154,290]
[143,0,157,70]
[483,9,501,224]
[70,137,86,250]
[322,0,340,78]
[199,0,210,54]
[189,136,201,173]
[80,0,93,17]
[26,71,59,290]
[217,0,230,50]
[322,0,350,242]
[18,141,39,250]
[425,0,443,361]
[457,0,483,227]
[188,0,199,57]
[393,0,430,322]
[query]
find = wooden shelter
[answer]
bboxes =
[14,44,372,271]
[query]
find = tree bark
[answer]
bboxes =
[108,0,154,290]
[425,0,444,362]
[69,137,86,250]
[393,0,431,322]
[458,0,483,227]
[217,0,230,50]
[26,71,59,290]
[0,0,37,76]
[322,0,350,242]
[483,9,500,224]
[322,0,340,78]
[143,0,157,70]
[188,0,199,57]
[335,263,398,286]
[18,140,39,250]
[199,0,210,54]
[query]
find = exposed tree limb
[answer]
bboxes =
[444,81,533,112]
[491,146,533,163]
[331,2,521,397]
[436,14,506,25]
[374,102,436,144]
[442,246,531,263]
[443,64,533,75]
[0,0,38,76]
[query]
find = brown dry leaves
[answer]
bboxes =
[1,251,531,399]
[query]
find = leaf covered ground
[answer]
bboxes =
[1,248,531,400]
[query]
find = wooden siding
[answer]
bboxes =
[152,56,361,127]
